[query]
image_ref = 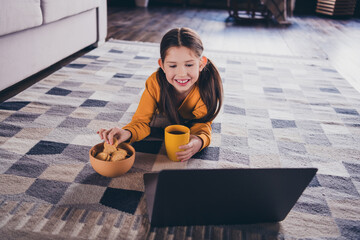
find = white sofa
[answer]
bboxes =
[0,0,107,92]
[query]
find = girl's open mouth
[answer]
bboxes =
[175,79,190,86]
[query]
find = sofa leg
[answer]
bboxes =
[92,40,106,48]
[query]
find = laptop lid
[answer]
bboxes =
[143,168,317,227]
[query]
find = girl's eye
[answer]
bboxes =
[169,65,176,68]
[186,64,193,67]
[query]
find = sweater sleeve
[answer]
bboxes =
[190,121,212,151]
[190,99,212,150]
[122,73,159,143]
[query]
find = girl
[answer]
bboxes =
[98,27,223,162]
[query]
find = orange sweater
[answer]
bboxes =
[123,72,211,150]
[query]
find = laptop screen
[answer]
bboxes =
[143,168,317,227]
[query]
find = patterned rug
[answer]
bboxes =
[0,39,360,240]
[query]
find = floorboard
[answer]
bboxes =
[1,5,359,102]
[106,6,360,92]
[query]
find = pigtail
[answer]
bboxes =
[196,58,223,123]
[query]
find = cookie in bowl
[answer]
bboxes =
[89,140,135,177]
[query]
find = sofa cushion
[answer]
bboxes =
[41,0,100,24]
[0,0,43,36]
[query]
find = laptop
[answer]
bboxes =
[143,168,317,227]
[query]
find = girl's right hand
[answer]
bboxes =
[97,127,131,145]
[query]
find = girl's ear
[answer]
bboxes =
[158,58,164,70]
[200,56,208,71]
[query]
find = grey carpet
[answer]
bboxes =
[0,39,359,239]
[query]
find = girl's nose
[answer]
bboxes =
[176,66,187,76]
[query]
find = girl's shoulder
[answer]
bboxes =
[146,71,158,84]
[145,71,160,88]
[145,71,161,99]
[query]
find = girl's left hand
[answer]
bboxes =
[176,135,203,162]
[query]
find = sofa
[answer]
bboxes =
[0,0,107,92]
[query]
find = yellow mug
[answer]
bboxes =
[164,125,190,161]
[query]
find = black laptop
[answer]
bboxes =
[143,168,317,227]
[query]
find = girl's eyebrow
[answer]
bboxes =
[165,60,196,63]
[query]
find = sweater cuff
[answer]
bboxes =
[197,133,210,151]
[122,127,136,144]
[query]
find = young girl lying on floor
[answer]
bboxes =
[98,27,223,161]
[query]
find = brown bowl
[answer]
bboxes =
[89,142,135,177]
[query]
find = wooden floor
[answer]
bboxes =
[1,5,360,102]
[107,6,360,92]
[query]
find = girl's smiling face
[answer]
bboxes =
[159,46,207,97]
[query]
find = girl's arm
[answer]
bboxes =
[97,73,159,145]
[176,122,212,162]
[189,99,212,151]
[122,75,159,143]
[190,121,212,150]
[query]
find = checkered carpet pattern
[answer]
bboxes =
[0,40,359,239]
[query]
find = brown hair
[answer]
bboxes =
[156,27,223,125]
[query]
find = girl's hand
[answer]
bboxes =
[176,135,203,162]
[97,127,131,145]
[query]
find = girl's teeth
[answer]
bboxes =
[177,79,189,83]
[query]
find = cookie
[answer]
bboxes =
[96,152,110,161]
[103,138,119,154]
[111,149,128,161]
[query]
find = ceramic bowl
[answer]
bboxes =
[89,142,135,177]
